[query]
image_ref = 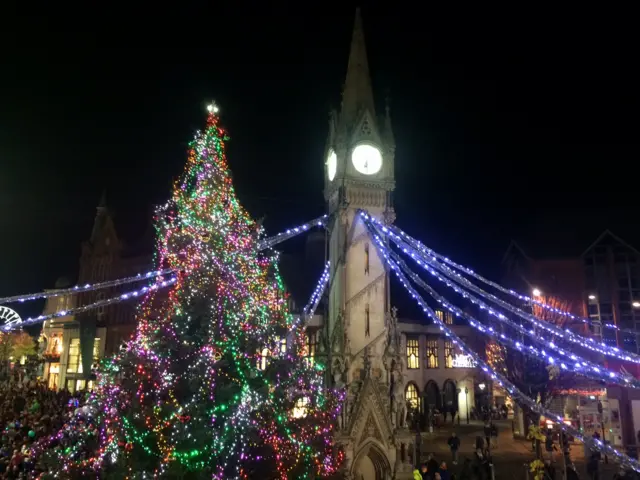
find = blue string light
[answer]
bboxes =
[2,278,177,331]
[370,216,640,365]
[359,211,640,473]
[377,236,638,389]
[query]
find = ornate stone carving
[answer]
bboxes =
[391,366,406,429]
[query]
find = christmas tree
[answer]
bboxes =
[35,104,343,479]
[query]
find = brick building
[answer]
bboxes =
[40,193,155,393]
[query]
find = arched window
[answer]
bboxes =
[406,337,419,369]
[292,396,310,419]
[424,381,441,410]
[405,383,420,411]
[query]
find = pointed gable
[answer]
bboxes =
[347,377,393,448]
[340,8,376,128]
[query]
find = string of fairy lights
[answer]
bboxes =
[382,246,639,389]
[25,105,342,479]
[369,216,640,365]
[8,100,640,476]
[0,268,175,305]
[361,212,640,473]
[380,222,639,336]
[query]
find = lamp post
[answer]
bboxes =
[598,399,608,464]
[465,387,469,424]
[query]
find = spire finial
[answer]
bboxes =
[97,189,107,211]
[341,7,375,125]
[385,89,391,116]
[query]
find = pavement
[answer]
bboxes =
[417,419,622,479]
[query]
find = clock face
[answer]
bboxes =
[326,149,337,181]
[351,144,382,175]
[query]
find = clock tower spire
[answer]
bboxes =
[323,8,403,480]
[341,7,376,127]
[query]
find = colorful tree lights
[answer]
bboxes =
[35,105,342,479]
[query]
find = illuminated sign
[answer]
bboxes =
[0,306,22,329]
[452,354,476,368]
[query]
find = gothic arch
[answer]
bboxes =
[352,440,392,480]
[443,379,457,412]
[405,381,420,412]
[423,380,440,411]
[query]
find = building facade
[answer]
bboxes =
[37,11,489,478]
[40,193,154,393]
[320,10,484,479]
[502,231,640,447]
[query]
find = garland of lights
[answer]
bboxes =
[377,221,638,335]
[34,105,343,479]
[0,219,325,307]
[553,389,606,397]
[374,219,640,365]
[303,262,330,317]
[381,245,639,389]
[2,278,177,331]
[257,215,328,250]
[0,268,175,305]
[360,212,640,473]
[289,262,331,335]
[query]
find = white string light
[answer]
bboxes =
[257,215,328,250]
[303,262,330,317]
[378,220,640,335]
[370,216,640,365]
[378,221,638,335]
[2,278,177,331]
[379,239,639,389]
[0,268,175,306]
[360,212,640,473]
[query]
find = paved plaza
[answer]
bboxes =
[418,420,623,480]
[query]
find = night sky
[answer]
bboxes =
[2,4,639,319]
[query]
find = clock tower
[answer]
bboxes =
[323,9,412,480]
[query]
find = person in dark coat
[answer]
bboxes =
[447,432,461,465]
[438,461,450,480]
[483,422,492,450]
[545,432,554,462]
[473,448,489,480]
[425,453,439,480]
[587,451,600,480]
[544,460,556,480]
[566,466,580,480]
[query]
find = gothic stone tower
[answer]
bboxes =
[324,9,414,480]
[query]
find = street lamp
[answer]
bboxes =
[588,294,596,300]
[465,387,469,425]
[633,301,640,308]
[532,288,542,297]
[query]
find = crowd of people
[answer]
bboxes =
[413,432,494,480]
[0,377,84,479]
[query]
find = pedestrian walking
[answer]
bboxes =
[544,460,556,480]
[587,451,600,480]
[483,421,491,450]
[545,431,554,462]
[447,432,460,465]
[473,448,489,480]
[490,422,498,448]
